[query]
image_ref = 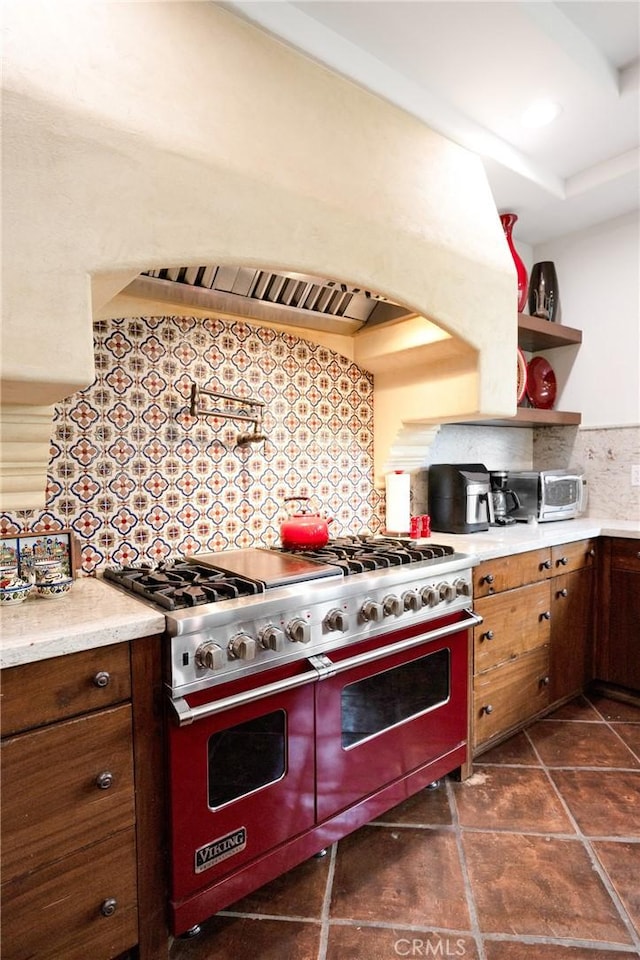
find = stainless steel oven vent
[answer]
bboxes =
[127,266,413,333]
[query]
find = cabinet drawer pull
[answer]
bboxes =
[95,771,114,790]
[540,610,551,621]
[93,671,111,688]
[481,630,495,641]
[557,588,568,598]
[541,559,552,570]
[588,548,596,558]
[481,574,495,585]
[481,704,493,715]
[100,898,118,918]
[540,676,550,686]
[557,556,569,566]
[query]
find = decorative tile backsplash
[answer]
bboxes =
[0,316,382,573]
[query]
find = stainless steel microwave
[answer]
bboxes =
[506,469,586,523]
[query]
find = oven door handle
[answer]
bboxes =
[169,667,321,726]
[309,608,483,680]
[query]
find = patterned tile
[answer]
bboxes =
[0,316,382,572]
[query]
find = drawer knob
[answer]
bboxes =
[557,588,568,598]
[541,559,552,570]
[100,898,118,918]
[558,556,569,566]
[95,771,114,790]
[482,574,495,585]
[540,610,551,621]
[588,548,596,558]
[93,671,111,688]
[541,676,550,686]
[481,630,495,641]
[481,704,493,715]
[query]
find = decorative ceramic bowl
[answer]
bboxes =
[34,559,66,585]
[0,577,32,605]
[35,577,74,600]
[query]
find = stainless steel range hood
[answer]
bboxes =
[124,266,414,334]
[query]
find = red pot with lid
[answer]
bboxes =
[280,496,333,549]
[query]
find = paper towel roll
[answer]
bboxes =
[385,471,411,533]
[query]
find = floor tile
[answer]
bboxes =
[330,825,470,930]
[373,783,453,826]
[462,832,633,943]
[221,850,331,918]
[593,840,640,934]
[550,769,640,838]
[588,695,640,723]
[544,695,603,721]
[613,723,640,759]
[483,942,635,960]
[475,731,541,766]
[169,915,321,960]
[452,766,574,833]
[325,924,478,960]
[527,720,640,768]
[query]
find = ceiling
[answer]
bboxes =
[224,0,640,246]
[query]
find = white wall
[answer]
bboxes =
[533,212,640,427]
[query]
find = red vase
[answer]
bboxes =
[500,213,528,313]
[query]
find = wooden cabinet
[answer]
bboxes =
[549,540,597,703]
[472,538,596,753]
[596,537,640,692]
[0,644,139,960]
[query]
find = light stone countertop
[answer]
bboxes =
[0,576,165,669]
[1,518,638,669]
[420,517,640,562]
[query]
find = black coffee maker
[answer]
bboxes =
[489,471,520,525]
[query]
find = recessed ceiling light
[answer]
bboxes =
[521,99,562,128]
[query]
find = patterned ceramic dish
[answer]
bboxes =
[0,578,32,605]
[35,577,74,600]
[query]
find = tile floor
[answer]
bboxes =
[171,693,640,960]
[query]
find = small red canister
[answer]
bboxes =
[409,516,421,539]
[420,514,431,538]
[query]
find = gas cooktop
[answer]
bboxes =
[103,538,458,611]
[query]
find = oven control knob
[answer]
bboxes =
[360,600,383,623]
[287,618,311,644]
[259,625,285,651]
[195,641,225,672]
[402,590,422,612]
[228,633,257,660]
[454,578,471,598]
[438,581,457,603]
[324,608,348,632]
[420,586,439,607]
[383,594,403,617]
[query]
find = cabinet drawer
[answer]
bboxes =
[551,539,597,575]
[0,643,131,737]
[1,827,138,960]
[473,646,550,749]
[474,581,551,673]
[609,537,640,573]
[473,548,551,597]
[1,704,135,883]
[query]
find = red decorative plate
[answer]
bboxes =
[516,348,527,404]
[527,356,557,409]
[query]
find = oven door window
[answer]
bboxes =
[208,709,286,808]
[341,647,450,748]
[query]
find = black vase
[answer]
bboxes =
[528,261,559,323]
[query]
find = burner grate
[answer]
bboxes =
[103,562,262,610]
[274,536,454,575]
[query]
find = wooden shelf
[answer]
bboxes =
[476,407,582,428]
[517,313,582,352]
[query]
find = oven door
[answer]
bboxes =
[167,661,316,905]
[314,611,471,821]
